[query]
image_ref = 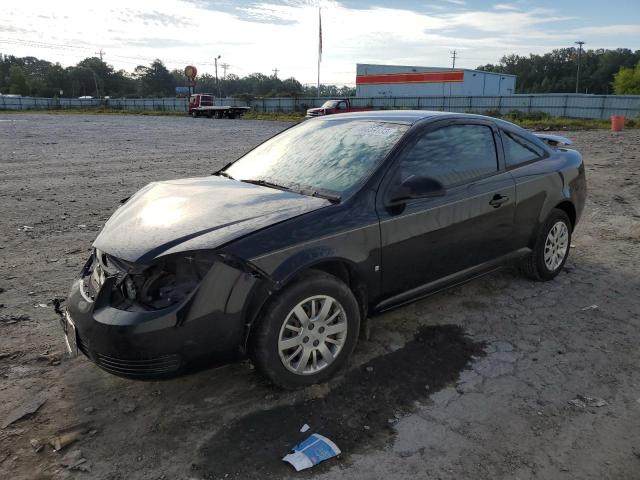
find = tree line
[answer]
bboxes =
[2,47,639,98]
[0,54,354,98]
[477,47,640,94]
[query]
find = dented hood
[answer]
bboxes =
[93,176,330,263]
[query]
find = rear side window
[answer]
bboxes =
[502,131,546,167]
[399,124,498,187]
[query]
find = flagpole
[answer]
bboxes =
[317,7,321,96]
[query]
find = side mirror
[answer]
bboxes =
[387,176,446,204]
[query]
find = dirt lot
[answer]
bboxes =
[0,113,639,480]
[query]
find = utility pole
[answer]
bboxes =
[214,54,221,98]
[220,62,230,79]
[95,49,105,61]
[272,68,279,79]
[317,7,322,97]
[575,41,585,94]
[450,50,457,69]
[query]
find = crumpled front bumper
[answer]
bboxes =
[61,256,264,379]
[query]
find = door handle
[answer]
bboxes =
[489,194,509,208]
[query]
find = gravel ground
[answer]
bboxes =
[0,113,639,480]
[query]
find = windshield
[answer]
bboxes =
[321,100,340,109]
[225,120,408,197]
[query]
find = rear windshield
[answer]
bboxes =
[200,96,213,106]
[226,119,408,195]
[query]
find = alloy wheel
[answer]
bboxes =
[277,295,348,375]
[544,221,569,271]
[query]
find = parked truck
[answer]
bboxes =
[305,98,371,118]
[188,94,250,119]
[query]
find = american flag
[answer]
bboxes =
[318,8,322,63]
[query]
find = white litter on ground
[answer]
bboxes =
[283,433,340,471]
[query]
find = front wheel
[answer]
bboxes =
[250,271,360,389]
[521,208,572,281]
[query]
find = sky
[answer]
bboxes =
[1,0,639,85]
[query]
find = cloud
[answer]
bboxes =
[133,11,194,28]
[571,24,640,36]
[1,0,638,85]
[493,3,519,10]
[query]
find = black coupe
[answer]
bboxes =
[61,111,586,388]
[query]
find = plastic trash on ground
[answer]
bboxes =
[282,433,340,471]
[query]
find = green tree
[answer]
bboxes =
[478,47,640,94]
[137,60,175,97]
[613,62,640,94]
[8,65,29,95]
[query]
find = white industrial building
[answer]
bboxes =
[356,64,516,97]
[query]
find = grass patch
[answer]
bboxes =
[2,107,637,129]
[1,108,304,121]
[240,111,305,122]
[484,110,638,130]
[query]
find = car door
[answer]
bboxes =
[498,128,556,250]
[376,119,516,300]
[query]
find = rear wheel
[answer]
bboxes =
[191,111,197,118]
[250,271,360,389]
[521,208,572,281]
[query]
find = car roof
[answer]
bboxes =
[317,110,502,125]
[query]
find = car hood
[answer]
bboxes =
[93,176,330,263]
[306,107,326,117]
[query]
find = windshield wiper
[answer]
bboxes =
[241,178,341,203]
[240,178,293,192]
[216,170,235,180]
[298,187,341,204]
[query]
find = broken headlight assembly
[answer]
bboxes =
[107,251,216,311]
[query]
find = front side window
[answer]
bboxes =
[398,124,498,187]
[226,120,408,196]
[502,131,546,167]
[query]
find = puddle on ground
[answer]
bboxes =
[195,324,484,479]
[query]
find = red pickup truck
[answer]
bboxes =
[305,98,371,118]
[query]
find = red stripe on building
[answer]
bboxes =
[356,71,464,85]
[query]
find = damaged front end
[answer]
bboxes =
[86,249,215,312]
[64,249,274,378]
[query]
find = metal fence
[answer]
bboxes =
[0,96,190,111]
[247,94,640,119]
[2,93,639,119]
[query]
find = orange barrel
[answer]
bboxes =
[611,115,625,132]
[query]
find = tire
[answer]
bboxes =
[250,270,360,389]
[521,208,572,281]
[191,111,197,118]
